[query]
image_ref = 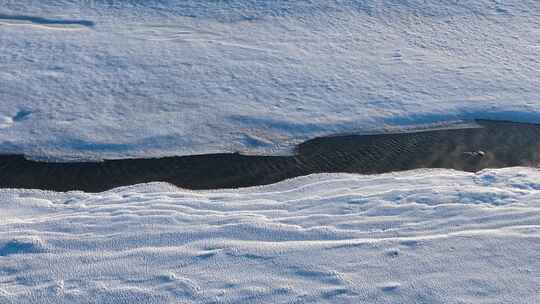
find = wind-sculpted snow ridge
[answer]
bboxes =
[1,168,540,303]
[0,13,94,30]
[1,1,540,160]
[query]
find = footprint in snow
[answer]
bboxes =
[0,238,45,256]
[13,109,32,122]
[385,248,400,258]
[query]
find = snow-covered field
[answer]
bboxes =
[1,168,540,303]
[2,1,540,303]
[1,0,540,160]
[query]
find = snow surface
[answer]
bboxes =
[1,1,540,160]
[2,2,540,302]
[1,167,540,303]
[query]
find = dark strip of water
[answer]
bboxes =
[1,120,539,192]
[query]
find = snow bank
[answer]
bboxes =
[1,168,539,303]
[1,1,540,160]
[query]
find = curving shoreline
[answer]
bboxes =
[1,120,540,192]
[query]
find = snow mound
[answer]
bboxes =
[1,1,540,160]
[1,168,539,303]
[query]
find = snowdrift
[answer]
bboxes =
[1,168,540,303]
[1,1,540,160]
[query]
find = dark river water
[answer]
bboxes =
[1,120,539,192]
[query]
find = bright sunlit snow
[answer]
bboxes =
[1,1,540,160]
[1,168,540,303]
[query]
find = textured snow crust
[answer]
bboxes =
[1,168,540,303]
[1,1,540,160]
